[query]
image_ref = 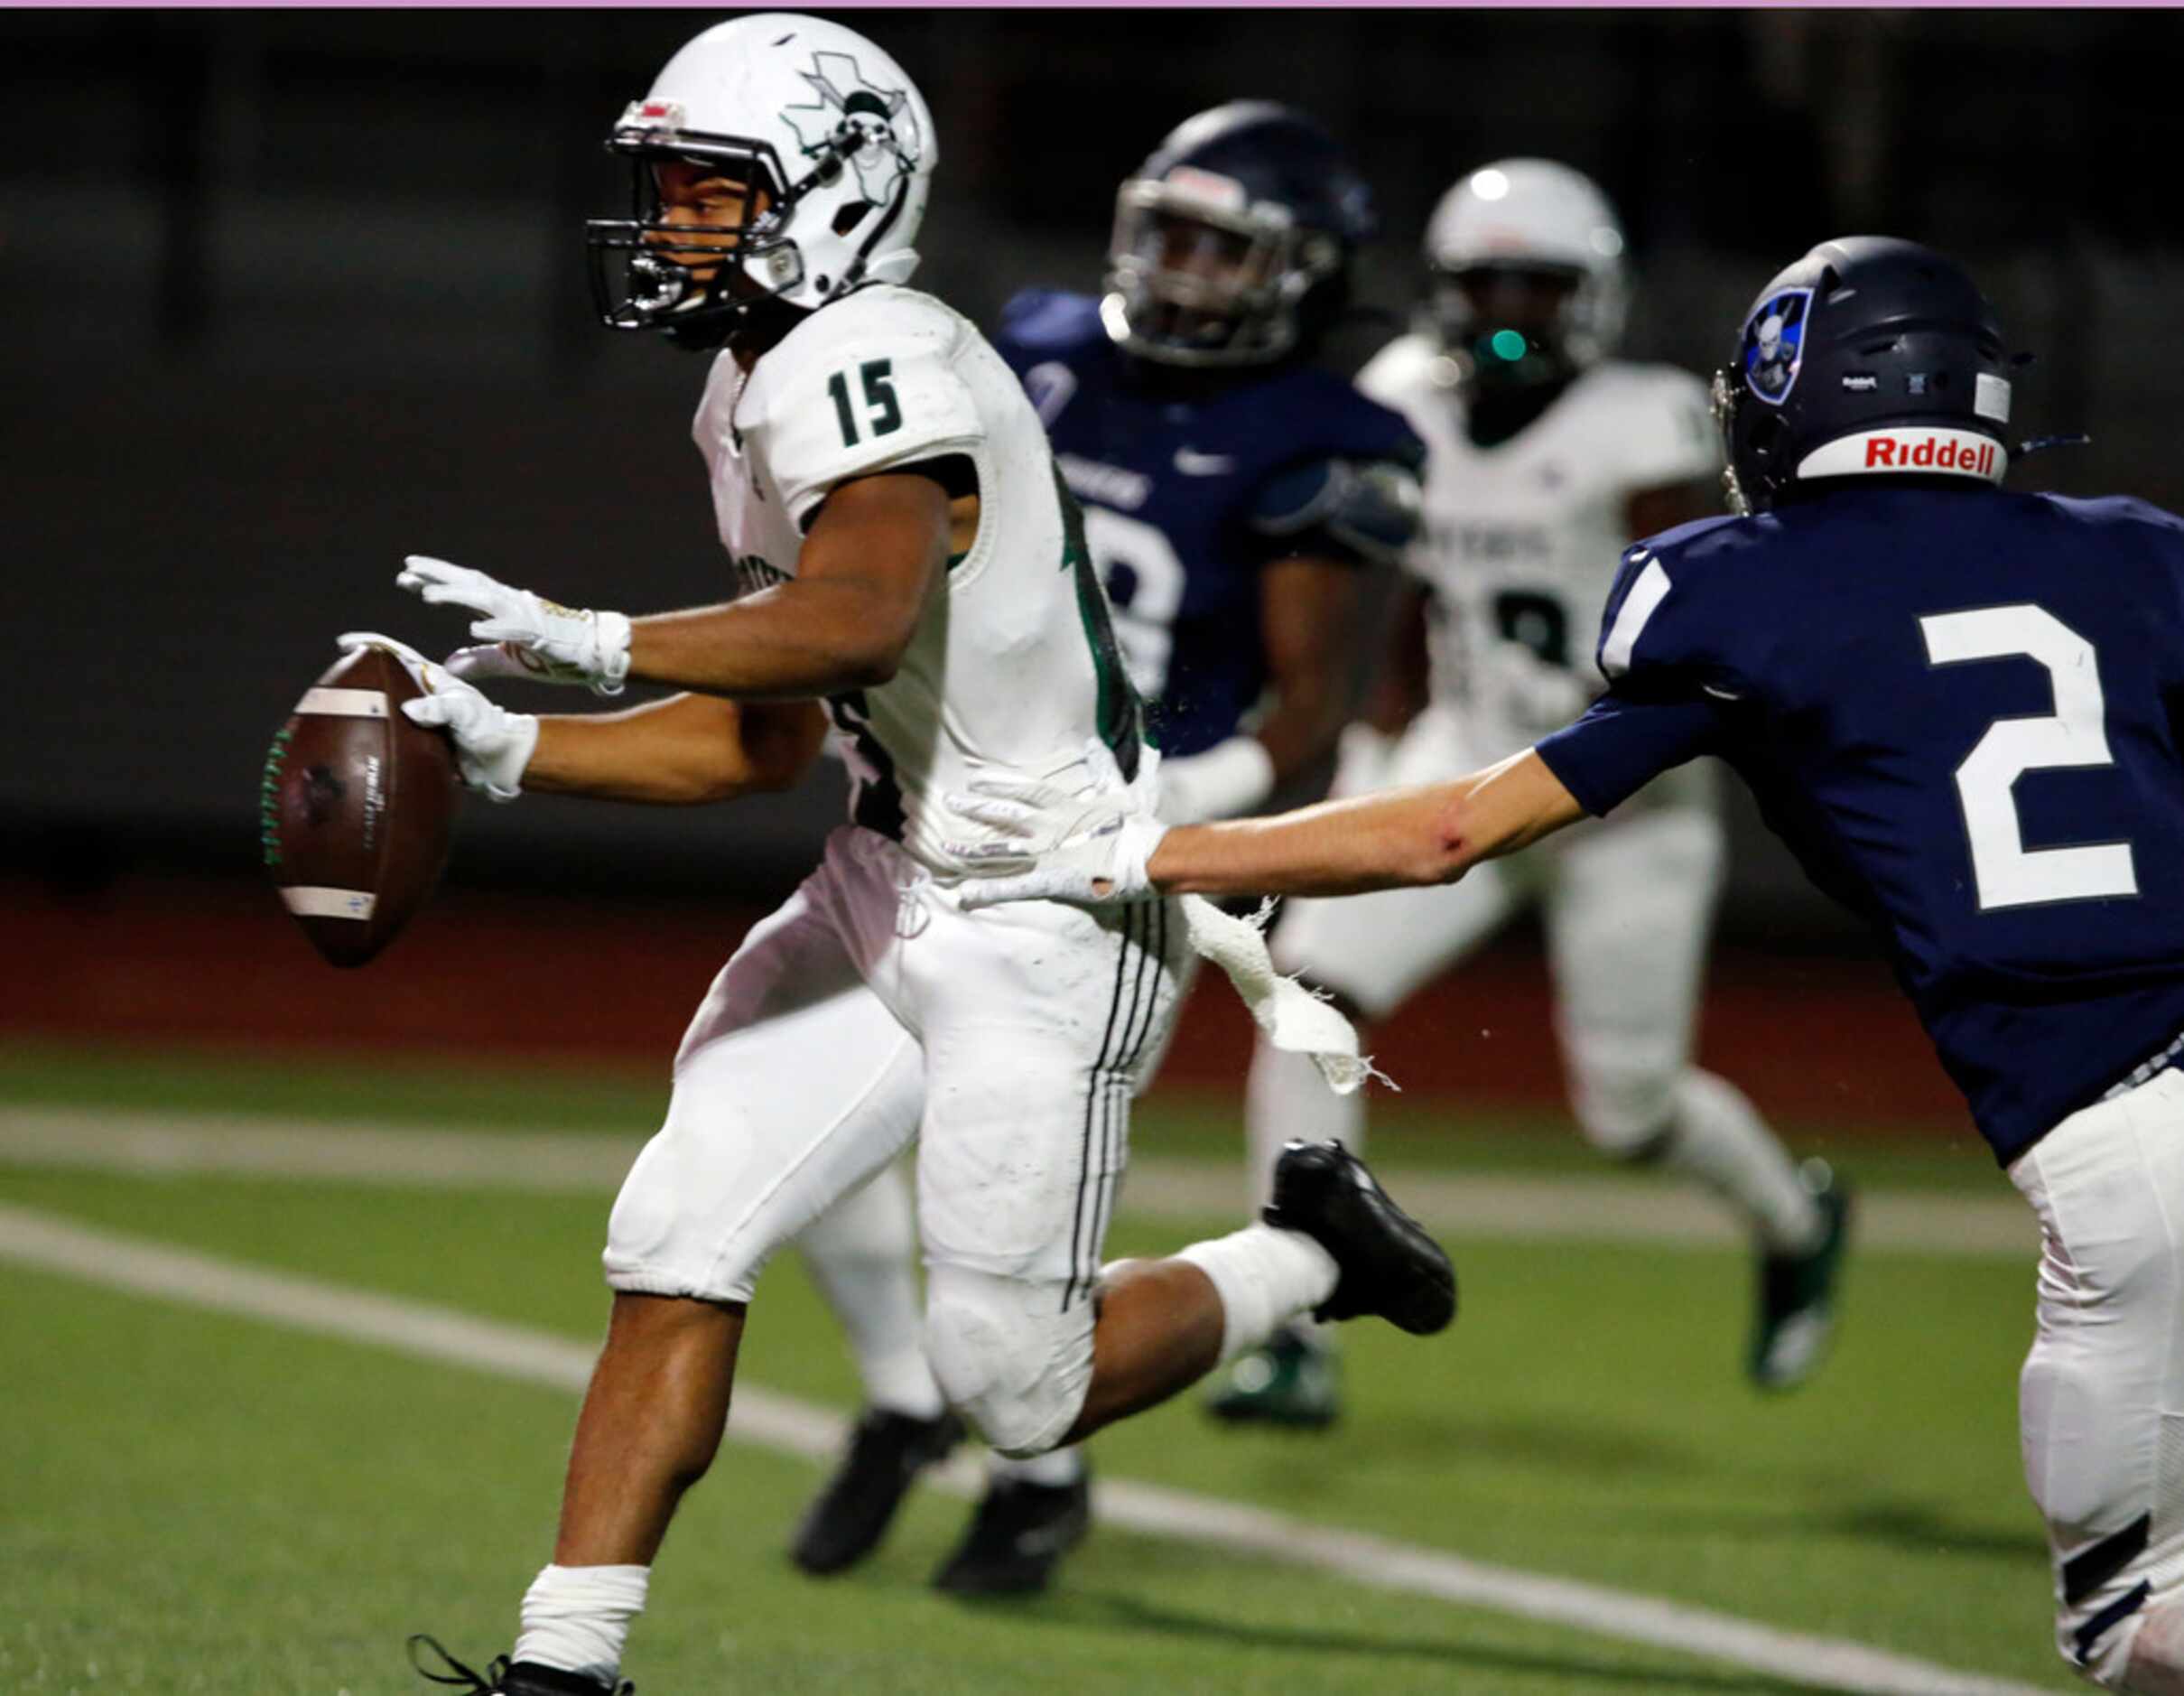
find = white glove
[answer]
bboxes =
[336,632,540,803]
[396,555,632,697]
[1155,734,1275,824]
[947,741,1168,909]
[1482,639,1592,737]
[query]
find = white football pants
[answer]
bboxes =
[2013,1067,2184,1688]
[604,826,1185,1452]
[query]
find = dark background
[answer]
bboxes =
[9,7,2181,940]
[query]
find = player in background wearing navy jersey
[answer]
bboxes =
[784,102,1427,1597]
[953,235,2184,1692]
[1236,161,1844,1429]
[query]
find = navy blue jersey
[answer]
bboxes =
[995,290,1423,756]
[1537,486,2184,1162]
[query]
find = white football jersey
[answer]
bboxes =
[1359,334,1719,772]
[692,284,1138,874]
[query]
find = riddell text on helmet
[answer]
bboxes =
[1863,434,1999,473]
[1796,425,2007,484]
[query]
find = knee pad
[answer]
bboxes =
[922,1265,1094,1458]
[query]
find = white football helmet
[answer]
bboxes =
[1423,158,1628,373]
[586,13,935,342]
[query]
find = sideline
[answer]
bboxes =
[0,1199,2053,1696]
[0,1105,2035,1256]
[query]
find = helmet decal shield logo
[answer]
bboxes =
[782,51,920,207]
[1743,287,1812,406]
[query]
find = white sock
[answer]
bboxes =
[987,1443,1086,1488]
[797,1165,946,1419]
[514,1563,648,1684]
[1661,1070,1823,1252]
[1176,1224,1340,1365]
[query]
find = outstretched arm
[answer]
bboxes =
[954,745,1585,910]
[953,648,1723,912]
[1147,749,1584,899]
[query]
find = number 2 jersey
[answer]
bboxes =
[1359,333,1719,769]
[992,290,1424,756]
[1536,485,2184,1162]
[691,283,1139,873]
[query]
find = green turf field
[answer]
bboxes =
[0,1039,2011,1189]
[0,1042,2068,1693]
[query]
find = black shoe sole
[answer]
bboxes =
[1265,1142,1456,1335]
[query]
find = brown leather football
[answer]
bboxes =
[260,645,460,967]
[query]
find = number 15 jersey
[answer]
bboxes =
[691,284,1139,875]
[1537,486,2184,1162]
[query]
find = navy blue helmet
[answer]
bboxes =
[1102,101,1376,368]
[1714,237,2013,515]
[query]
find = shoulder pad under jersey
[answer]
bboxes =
[744,285,987,530]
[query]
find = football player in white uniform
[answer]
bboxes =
[360,19,1452,1696]
[783,103,1428,1601]
[1224,160,1848,1428]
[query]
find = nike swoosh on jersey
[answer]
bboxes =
[1173,447,1241,475]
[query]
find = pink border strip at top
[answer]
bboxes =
[22,1,2184,9]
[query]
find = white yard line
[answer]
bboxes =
[0,1104,2036,1257]
[0,1199,2054,1696]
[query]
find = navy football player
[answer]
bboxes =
[956,236,2184,1694]
[785,101,1426,1597]
[1240,161,1844,1427]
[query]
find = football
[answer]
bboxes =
[259,644,460,967]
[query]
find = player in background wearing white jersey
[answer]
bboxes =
[1224,161,1847,1428]
[355,20,1450,1695]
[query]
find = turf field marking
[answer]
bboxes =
[0,1105,2037,1257]
[0,1199,2054,1696]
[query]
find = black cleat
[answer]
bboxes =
[1262,1140,1456,1335]
[931,1469,1092,1597]
[1749,1161,1854,1392]
[789,1404,966,1576]
[409,1636,630,1695]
